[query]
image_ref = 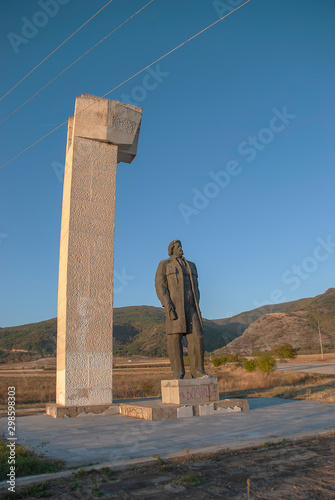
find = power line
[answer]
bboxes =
[0,0,114,103]
[0,0,156,127]
[101,0,251,99]
[0,0,251,171]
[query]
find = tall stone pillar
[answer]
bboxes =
[49,94,142,416]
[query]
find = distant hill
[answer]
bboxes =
[214,288,335,355]
[113,306,245,356]
[0,306,245,363]
[2,289,334,363]
[212,297,313,326]
[0,318,57,363]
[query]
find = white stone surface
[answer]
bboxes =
[56,95,142,406]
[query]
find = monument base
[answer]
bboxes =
[45,403,119,419]
[161,378,219,405]
[118,398,249,420]
[46,377,248,419]
[46,398,249,420]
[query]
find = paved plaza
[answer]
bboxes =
[9,397,335,467]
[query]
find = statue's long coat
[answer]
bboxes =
[155,257,203,335]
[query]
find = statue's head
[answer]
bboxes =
[168,240,183,257]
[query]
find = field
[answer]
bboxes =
[1,354,335,409]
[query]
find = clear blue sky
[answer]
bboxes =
[1,0,334,327]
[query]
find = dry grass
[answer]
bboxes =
[113,368,172,399]
[0,376,56,405]
[207,364,335,402]
[0,369,174,406]
[1,363,335,407]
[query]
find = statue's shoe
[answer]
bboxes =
[192,372,213,379]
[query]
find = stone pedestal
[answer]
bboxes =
[56,94,142,409]
[117,397,249,420]
[45,398,249,420]
[161,378,219,405]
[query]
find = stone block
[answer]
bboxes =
[118,404,178,421]
[119,404,154,420]
[177,406,194,419]
[73,94,142,163]
[104,406,121,416]
[216,406,242,414]
[161,378,219,405]
[45,403,119,418]
[198,403,215,416]
[215,399,249,412]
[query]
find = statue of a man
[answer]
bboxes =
[155,240,208,379]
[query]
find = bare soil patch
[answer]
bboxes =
[3,432,335,499]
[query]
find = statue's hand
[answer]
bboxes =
[168,303,177,320]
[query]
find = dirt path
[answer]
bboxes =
[4,432,335,499]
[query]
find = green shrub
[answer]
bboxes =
[212,357,222,367]
[226,354,239,363]
[243,359,257,372]
[212,356,227,367]
[255,353,276,373]
[251,350,263,357]
[212,354,241,367]
[271,344,298,360]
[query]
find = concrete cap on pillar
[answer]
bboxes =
[72,94,142,164]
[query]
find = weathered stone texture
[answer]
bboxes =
[56,94,142,408]
[161,378,219,405]
[45,403,120,418]
[117,398,249,420]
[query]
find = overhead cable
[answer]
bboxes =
[0,0,251,171]
[0,0,155,126]
[0,0,115,102]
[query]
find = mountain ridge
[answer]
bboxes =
[0,305,245,363]
[214,288,335,355]
[1,289,334,363]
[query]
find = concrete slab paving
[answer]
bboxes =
[5,397,334,468]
